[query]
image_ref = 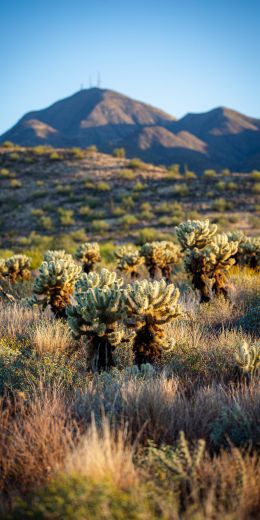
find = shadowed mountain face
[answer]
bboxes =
[1,88,260,171]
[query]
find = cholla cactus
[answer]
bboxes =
[1,255,31,283]
[28,256,82,318]
[0,259,8,279]
[177,220,238,302]
[67,268,133,369]
[176,219,217,250]
[75,242,101,273]
[115,246,144,279]
[44,250,74,263]
[235,340,260,377]
[140,241,181,281]
[238,237,260,269]
[125,279,181,364]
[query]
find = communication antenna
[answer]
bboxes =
[97,71,101,88]
[80,83,84,91]
[89,75,92,88]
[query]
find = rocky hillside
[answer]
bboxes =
[1,89,260,172]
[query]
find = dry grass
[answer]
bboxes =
[0,389,76,496]
[65,419,137,488]
[0,303,42,338]
[29,319,72,354]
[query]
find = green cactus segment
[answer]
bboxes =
[28,254,82,318]
[75,242,101,273]
[176,220,238,302]
[239,237,260,268]
[67,268,134,369]
[0,255,31,283]
[115,246,144,278]
[140,241,181,280]
[44,249,74,263]
[235,340,260,377]
[125,279,181,365]
[176,219,217,250]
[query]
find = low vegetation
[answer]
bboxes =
[0,147,259,520]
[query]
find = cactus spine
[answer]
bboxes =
[235,340,260,377]
[125,279,181,365]
[0,255,31,283]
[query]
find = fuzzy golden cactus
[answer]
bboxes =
[177,220,238,302]
[235,340,260,377]
[176,219,217,250]
[75,242,101,273]
[125,279,181,364]
[0,255,31,283]
[140,241,181,281]
[28,255,82,318]
[238,237,260,269]
[67,268,133,369]
[115,246,144,279]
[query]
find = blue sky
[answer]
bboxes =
[1,0,260,134]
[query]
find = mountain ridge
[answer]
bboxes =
[1,88,260,171]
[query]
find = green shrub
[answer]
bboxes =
[58,209,75,226]
[96,181,111,191]
[113,147,125,158]
[92,220,109,232]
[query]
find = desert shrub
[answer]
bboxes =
[252,182,260,193]
[58,209,75,226]
[126,279,181,365]
[113,147,125,158]
[92,219,109,232]
[120,214,138,229]
[78,205,92,217]
[0,168,9,176]
[75,242,101,273]
[50,152,63,161]
[10,179,22,188]
[96,181,111,191]
[128,158,148,170]
[251,170,260,181]
[133,181,146,191]
[70,147,84,159]
[212,198,233,211]
[118,169,136,180]
[204,169,217,178]
[86,145,97,152]
[39,216,53,231]
[171,183,188,196]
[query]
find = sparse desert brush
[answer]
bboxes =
[75,241,101,273]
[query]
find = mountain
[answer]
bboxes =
[1,88,260,171]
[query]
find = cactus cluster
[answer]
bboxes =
[227,232,260,269]
[115,246,144,279]
[28,250,82,318]
[0,254,31,283]
[235,340,260,377]
[75,242,101,273]
[177,220,238,301]
[140,241,181,281]
[126,279,182,364]
[67,269,134,369]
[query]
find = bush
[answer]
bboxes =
[112,148,125,158]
